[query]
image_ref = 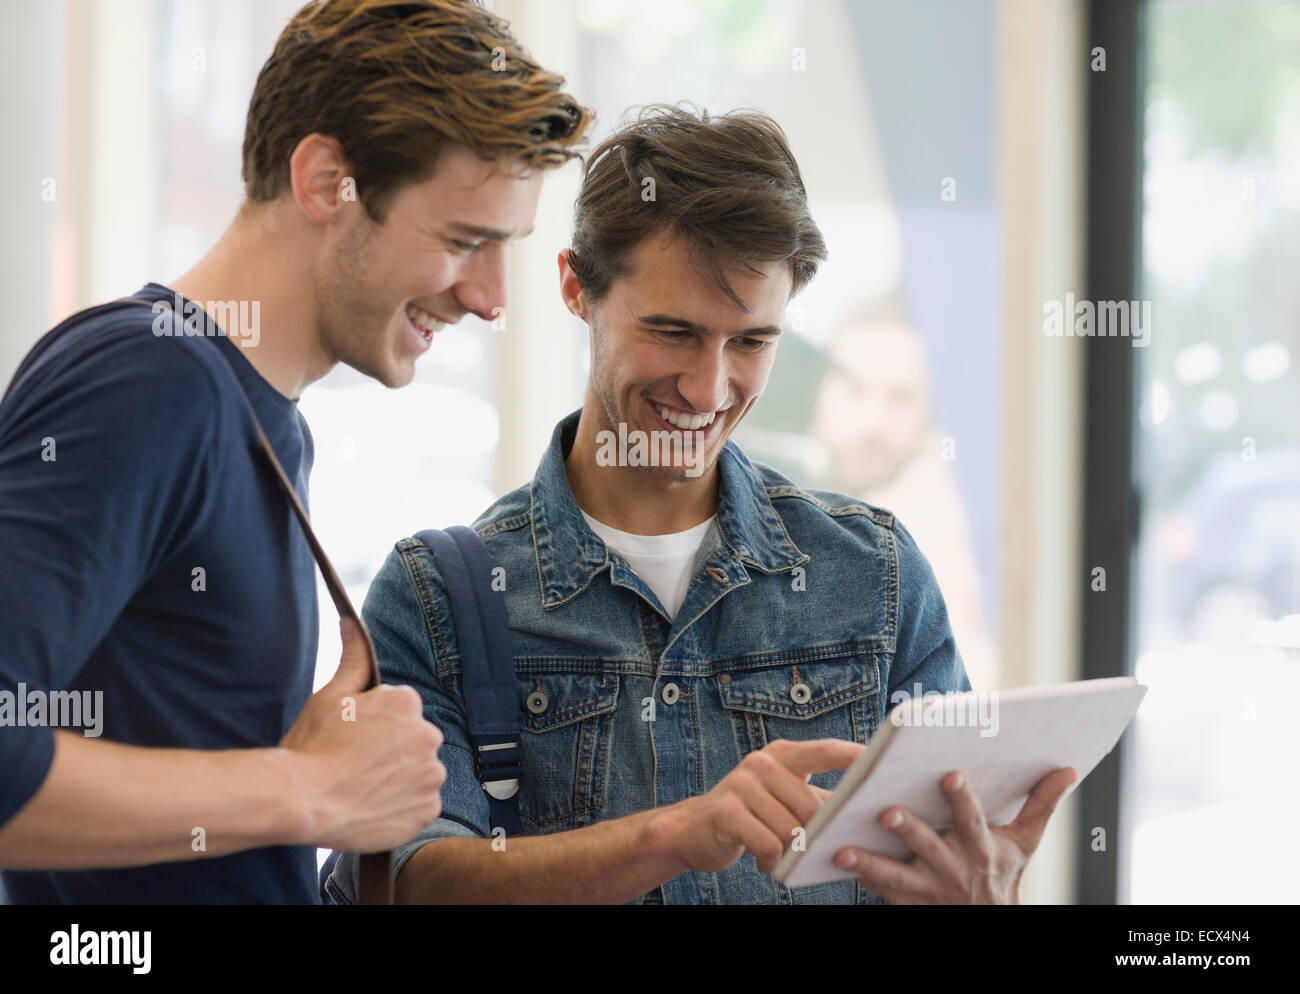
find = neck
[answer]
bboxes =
[565,400,721,535]
[170,202,334,400]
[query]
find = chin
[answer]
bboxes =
[645,452,719,484]
[382,361,417,389]
[344,348,413,389]
[641,465,691,485]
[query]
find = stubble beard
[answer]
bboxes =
[319,213,408,388]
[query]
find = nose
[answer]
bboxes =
[453,243,508,323]
[677,340,731,414]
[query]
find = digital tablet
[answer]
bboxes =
[773,676,1147,888]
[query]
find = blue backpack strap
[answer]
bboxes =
[414,526,523,838]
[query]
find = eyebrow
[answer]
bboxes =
[638,313,783,337]
[445,221,535,241]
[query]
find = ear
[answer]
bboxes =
[288,133,356,224]
[557,249,588,321]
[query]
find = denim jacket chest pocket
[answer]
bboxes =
[515,669,619,834]
[718,652,881,791]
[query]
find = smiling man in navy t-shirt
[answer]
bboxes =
[0,0,591,903]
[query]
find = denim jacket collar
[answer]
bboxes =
[529,409,807,609]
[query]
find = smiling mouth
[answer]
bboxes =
[653,403,717,430]
[405,303,448,344]
[648,401,731,442]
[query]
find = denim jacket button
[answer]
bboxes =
[789,682,812,705]
[661,682,681,705]
[705,566,729,583]
[526,690,549,714]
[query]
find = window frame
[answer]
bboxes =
[1077,0,1147,907]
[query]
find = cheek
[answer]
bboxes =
[424,245,472,291]
[597,339,654,386]
[741,353,777,397]
[376,239,453,300]
[420,257,458,295]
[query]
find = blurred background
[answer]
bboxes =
[1,0,1295,904]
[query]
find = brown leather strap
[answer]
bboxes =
[241,411,395,906]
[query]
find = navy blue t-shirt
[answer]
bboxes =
[0,283,319,903]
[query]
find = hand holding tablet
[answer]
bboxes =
[774,677,1147,897]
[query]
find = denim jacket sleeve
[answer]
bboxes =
[325,539,490,905]
[884,516,973,701]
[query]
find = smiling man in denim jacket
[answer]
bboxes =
[327,105,1076,905]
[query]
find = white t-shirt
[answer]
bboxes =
[581,510,716,619]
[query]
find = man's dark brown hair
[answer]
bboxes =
[242,0,593,221]
[568,103,828,311]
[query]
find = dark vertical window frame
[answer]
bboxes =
[1077,0,1146,906]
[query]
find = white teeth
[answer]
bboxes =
[405,304,446,334]
[656,404,716,430]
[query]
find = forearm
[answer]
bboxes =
[0,730,309,869]
[395,804,687,904]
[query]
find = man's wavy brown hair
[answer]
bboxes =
[569,104,827,311]
[242,0,593,221]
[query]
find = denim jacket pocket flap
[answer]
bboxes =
[518,671,619,732]
[719,655,877,720]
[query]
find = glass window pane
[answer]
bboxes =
[1131,0,1300,903]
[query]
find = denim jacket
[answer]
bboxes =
[327,408,970,905]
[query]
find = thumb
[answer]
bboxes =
[1007,767,1077,852]
[324,617,375,694]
